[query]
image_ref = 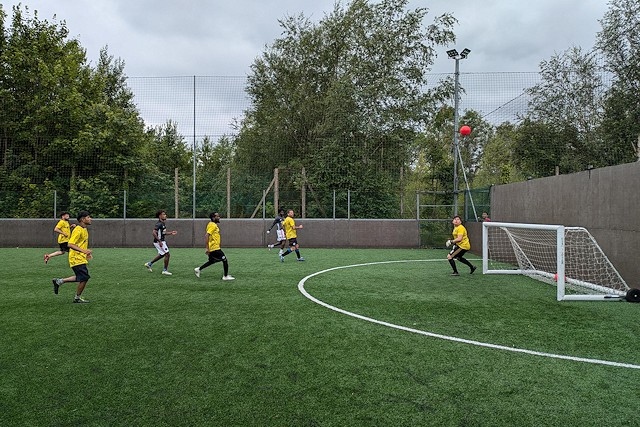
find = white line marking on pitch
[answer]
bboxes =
[297,259,640,370]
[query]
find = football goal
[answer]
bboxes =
[482,222,630,301]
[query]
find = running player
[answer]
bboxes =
[267,208,287,256]
[194,212,235,280]
[44,211,76,263]
[280,209,305,262]
[144,210,177,275]
[51,211,93,303]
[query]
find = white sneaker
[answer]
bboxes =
[267,244,274,250]
[194,267,200,278]
[162,270,172,276]
[222,275,235,281]
[144,262,153,272]
[278,249,284,256]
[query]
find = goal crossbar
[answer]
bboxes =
[482,222,629,301]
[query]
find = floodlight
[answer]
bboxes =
[447,46,471,216]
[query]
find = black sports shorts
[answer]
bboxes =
[72,264,91,282]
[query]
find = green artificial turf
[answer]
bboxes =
[1,248,638,426]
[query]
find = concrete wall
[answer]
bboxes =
[1,218,420,249]
[485,161,640,288]
[5,162,637,287]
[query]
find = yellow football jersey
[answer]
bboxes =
[56,219,72,244]
[452,224,470,250]
[206,221,221,251]
[283,216,297,239]
[68,226,89,267]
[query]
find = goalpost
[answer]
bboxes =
[482,222,630,301]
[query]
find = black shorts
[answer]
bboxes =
[72,264,91,282]
[449,246,468,259]
[59,242,70,252]
[288,238,298,247]
[208,249,227,262]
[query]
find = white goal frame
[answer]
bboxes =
[482,221,629,301]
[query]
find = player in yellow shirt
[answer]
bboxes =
[280,209,304,262]
[44,211,76,264]
[52,211,93,303]
[194,212,234,280]
[446,215,476,276]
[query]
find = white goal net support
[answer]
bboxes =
[482,222,629,301]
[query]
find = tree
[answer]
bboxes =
[516,47,608,175]
[473,123,525,186]
[127,120,193,217]
[195,135,235,216]
[0,4,93,215]
[64,48,152,216]
[596,0,640,164]
[527,47,605,134]
[0,5,151,217]
[234,0,456,217]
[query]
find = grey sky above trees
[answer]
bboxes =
[2,0,608,76]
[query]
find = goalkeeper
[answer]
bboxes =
[446,215,477,276]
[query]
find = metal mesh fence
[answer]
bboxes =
[126,73,544,140]
[2,71,636,219]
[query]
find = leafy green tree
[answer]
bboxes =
[527,47,605,133]
[456,110,493,180]
[405,105,492,219]
[517,47,607,175]
[195,135,235,216]
[235,0,456,217]
[0,5,151,217]
[512,118,590,178]
[129,120,193,217]
[517,0,640,177]
[0,5,91,215]
[473,123,526,186]
[596,0,640,164]
[65,49,151,216]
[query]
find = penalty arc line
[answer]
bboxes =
[297,259,640,370]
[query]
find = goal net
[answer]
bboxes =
[482,222,629,301]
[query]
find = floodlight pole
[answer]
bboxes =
[448,48,469,217]
[453,56,460,216]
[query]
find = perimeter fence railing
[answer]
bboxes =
[0,185,491,222]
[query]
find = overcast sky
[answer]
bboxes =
[2,0,610,77]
